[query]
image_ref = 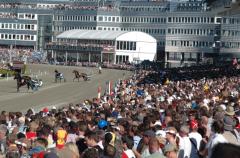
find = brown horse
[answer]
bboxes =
[73,70,88,82]
[14,73,32,92]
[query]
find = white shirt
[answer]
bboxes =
[124,149,136,158]
[189,132,203,150]
[207,133,227,158]
[133,136,141,150]
[178,136,192,158]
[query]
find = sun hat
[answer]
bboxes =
[225,106,235,116]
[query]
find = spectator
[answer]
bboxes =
[26,121,38,140]
[103,144,116,158]
[165,127,178,148]
[140,130,156,157]
[222,115,239,145]
[146,137,165,158]
[205,120,227,158]
[163,143,178,158]
[15,138,31,158]
[81,148,99,158]
[56,127,67,149]
[121,135,136,158]
[0,124,8,155]
[189,120,202,150]
[85,131,103,155]
[29,137,48,158]
[178,125,192,158]
[210,143,240,158]
[66,121,79,143]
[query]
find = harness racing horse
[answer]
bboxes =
[14,73,32,92]
[54,70,66,83]
[73,70,89,82]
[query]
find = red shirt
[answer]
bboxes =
[26,132,37,139]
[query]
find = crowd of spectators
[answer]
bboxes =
[0,2,118,11]
[0,47,34,63]
[0,13,17,19]
[0,64,240,158]
[0,3,99,11]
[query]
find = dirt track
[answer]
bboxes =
[0,64,132,112]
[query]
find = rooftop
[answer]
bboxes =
[57,29,129,40]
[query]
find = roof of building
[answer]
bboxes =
[57,30,129,40]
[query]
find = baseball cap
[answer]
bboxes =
[190,120,198,129]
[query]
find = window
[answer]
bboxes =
[19,14,24,19]
[132,42,136,50]
[117,41,120,49]
[168,17,172,22]
[126,41,129,50]
[120,41,123,49]
[123,41,126,50]
[211,17,214,23]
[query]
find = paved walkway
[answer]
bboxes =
[0,64,132,112]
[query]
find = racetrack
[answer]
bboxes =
[0,64,132,112]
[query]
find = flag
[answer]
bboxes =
[97,86,101,99]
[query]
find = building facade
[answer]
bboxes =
[0,0,239,67]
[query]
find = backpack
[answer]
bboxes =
[190,138,202,158]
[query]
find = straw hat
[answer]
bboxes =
[225,106,235,116]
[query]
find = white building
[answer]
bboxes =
[48,30,157,64]
[115,31,157,63]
